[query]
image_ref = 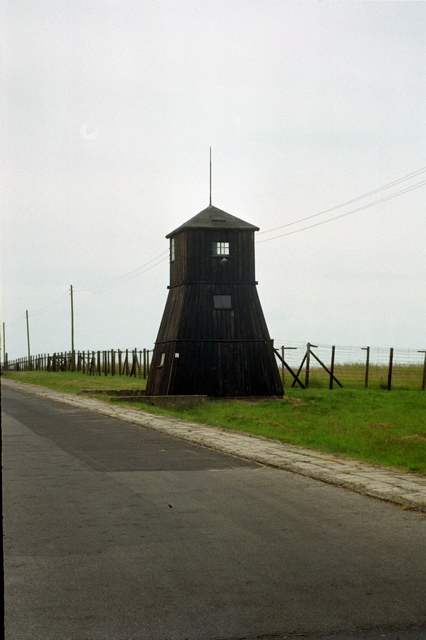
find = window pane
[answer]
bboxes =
[212,241,229,256]
[213,295,232,309]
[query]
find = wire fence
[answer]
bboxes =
[275,342,426,391]
[2,343,426,391]
[2,349,152,379]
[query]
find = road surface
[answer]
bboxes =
[2,386,426,640]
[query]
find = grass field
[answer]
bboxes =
[2,370,425,474]
[292,363,425,390]
[1,370,147,394]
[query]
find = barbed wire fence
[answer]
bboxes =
[2,342,426,391]
[2,349,152,380]
[275,342,426,391]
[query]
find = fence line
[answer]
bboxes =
[2,343,426,390]
[2,349,151,379]
[276,343,426,391]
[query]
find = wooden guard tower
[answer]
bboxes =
[145,204,283,397]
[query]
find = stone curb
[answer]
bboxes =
[2,378,426,513]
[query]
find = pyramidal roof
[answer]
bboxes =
[166,204,259,238]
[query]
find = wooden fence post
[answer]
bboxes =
[305,343,318,388]
[387,348,394,391]
[130,349,137,377]
[329,346,336,390]
[278,346,298,388]
[309,346,342,388]
[291,352,307,388]
[418,350,426,391]
[305,344,310,388]
[362,347,370,388]
[274,348,305,389]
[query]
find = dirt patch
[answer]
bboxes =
[256,419,291,430]
[366,423,393,429]
[395,434,426,442]
[285,396,309,407]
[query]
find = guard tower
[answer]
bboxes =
[146,204,283,397]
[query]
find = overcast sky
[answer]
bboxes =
[1,0,425,362]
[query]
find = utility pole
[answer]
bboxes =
[26,310,31,368]
[70,284,75,370]
[70,284,75,352]
[2,322,5,366]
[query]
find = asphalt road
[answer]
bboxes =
[2,386,426,640]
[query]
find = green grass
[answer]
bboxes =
[1,370,147,394]
[167,389,426,474]
[284,363,424,390]
[3,371,425,474]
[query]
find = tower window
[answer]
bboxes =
[212,241,230,256]
[213,295,232,309]
[170,238,175,262]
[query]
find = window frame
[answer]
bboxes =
[212,241,230,256]
[213,294,232,309]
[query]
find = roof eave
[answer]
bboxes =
[166,204,260,238]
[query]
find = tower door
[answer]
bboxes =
[215,343,241,396]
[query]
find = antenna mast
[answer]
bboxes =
[209,147,212,206]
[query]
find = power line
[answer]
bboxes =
[31,291,70,317]
[2,251,169,329]
[257,166,426,237]
[82,256,169,294]
[6,312,27,328]
[4,166,425,328]
[4,292,70,328]
[79,250,169,294]
[257,179,426,244]
[78,251,169,294]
